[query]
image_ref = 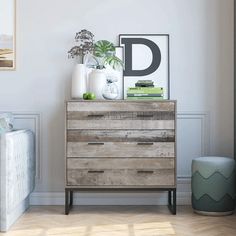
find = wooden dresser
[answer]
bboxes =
[65,100,177,214]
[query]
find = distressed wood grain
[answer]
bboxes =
[67,142,175,158]
[67,130,175,142]
[67,120,174,130]
[65,100,177,189]
[67,111,175,121]
[67,101,175,112]
[67,158,174,170]
[67,169,175,186]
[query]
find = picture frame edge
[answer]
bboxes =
[0,0,16,71]
[119,34,170,100]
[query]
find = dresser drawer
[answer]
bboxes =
[67,101,175,130]
[67,142,175,158]
[67,169,175,186]
[67,101,175,112]
[67,158,175,169]
[67,158,175,186]
[67,111,174,121]
[67,130,175,142]
[67,119,174,130]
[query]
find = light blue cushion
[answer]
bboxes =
[0,113,14,134]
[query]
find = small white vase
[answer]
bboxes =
[71,64,87,99]
[88,69,107,99]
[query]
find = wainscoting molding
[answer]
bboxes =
[30,179,192,206]
[2,112,42,181]
[177,112,210,179]
[29,111,209,206]
[0,111,209,205]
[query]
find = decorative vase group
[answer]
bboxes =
[71,64,119,100]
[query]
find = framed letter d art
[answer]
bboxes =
[120,34,169,99]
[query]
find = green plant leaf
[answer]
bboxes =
[94,40,115,58]
[104,56,124,70]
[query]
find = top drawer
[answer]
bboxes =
[66,101,176,130]
[67,101,175,112]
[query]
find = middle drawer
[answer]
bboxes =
[67,142,175,158]
[67,130,175,142]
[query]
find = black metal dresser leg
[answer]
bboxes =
[65,189,74,215]
[70,190,73,207]
[168,189,176,215]
[168,190,172,206]
[65,189,69,215]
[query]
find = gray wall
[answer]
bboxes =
[0,0,234,204]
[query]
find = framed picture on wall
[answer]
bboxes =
[0,0,16,70]
[119,34,169,99]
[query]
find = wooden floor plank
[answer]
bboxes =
[0,206,235,236]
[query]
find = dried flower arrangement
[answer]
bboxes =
[68,29,95,63]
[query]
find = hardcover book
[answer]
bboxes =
[127,87,164,94]
[126,96,164,100]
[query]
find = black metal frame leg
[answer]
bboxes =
[168,189,176,215]
[65,188,176,215]
[65,189,74,215]
[65,189,69,215]
[70,190,73,207]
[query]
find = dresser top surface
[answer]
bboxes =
[66,99,177,103]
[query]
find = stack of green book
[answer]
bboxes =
[135,80,154,87]
[127,84,164,100]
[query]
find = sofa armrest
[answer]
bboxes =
[0,129,35,231]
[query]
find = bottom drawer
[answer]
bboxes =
[66,158,175,187]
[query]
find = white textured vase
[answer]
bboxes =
[71,64,87,99]
[88,69,107,99]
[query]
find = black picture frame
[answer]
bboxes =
[115,46,125,100]
[119,34,170,99]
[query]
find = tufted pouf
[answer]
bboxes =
[191,156,235,216]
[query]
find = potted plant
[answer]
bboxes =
[87,40,123,99]
[68,29,94,99]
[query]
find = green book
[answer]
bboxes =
[127,93,163,97]
[127,87,164,94]
[135,80,154,84]
[126,96,164,100]
[135,80,154,87]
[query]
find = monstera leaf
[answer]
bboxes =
[104,56,124,70]
[94,40,115,58]
[94,40,123,70]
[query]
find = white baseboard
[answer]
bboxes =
[30,179,191,206]
[30,191,191,206]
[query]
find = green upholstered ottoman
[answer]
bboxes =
[192,156,235,216]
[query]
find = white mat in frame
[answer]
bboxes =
[119,34,170,99]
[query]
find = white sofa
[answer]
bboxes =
[0,130,35,232]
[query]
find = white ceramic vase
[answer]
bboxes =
[88,69,107,99]
[71,64,87,99]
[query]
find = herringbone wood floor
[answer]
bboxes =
[1,206,236,236]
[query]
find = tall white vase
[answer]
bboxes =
[71,64,87,99]
[88,69,107,99]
